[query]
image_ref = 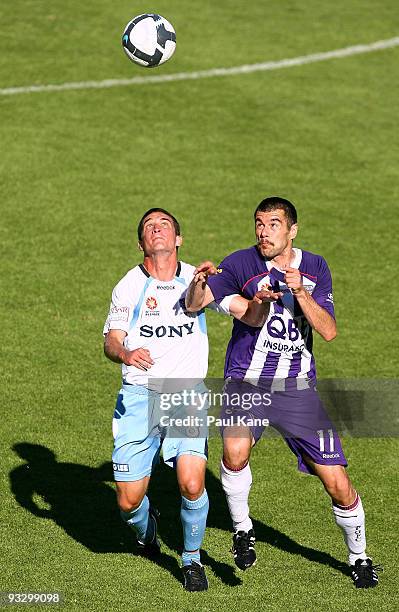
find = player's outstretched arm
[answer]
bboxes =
[229,289,283,327]
[284,267,337,341]
[104,329,154,370]
[185,261,218,312]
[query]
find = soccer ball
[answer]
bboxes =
[122,14,176,68]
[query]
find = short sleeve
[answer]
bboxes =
[207,294,239,315]
[103,278,134,335]
[207,256,241,303]
[311,257,335,318]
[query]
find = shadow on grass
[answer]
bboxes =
[10,442,349,587]
[204,465,350,579]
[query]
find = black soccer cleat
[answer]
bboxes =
[350,558,381,588]
[137,506,161,559]
[182,561,209,592]
[231,529,257,570]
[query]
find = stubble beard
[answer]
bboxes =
[258,241,281,260]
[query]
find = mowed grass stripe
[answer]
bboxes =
[1,35,398,96]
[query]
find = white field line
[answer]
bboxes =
[1,36,399,96]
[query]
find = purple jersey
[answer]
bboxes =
[208,247,335,386]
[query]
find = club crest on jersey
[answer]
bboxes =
[146,296,158,310]
[257,275,271,291]
[303,282,315,294]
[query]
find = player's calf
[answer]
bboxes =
[136,505,161,559]
[120,494,161,558]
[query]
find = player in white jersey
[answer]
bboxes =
[103,208,265,591]
[186,197,380,589]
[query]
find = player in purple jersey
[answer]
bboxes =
[186,197,380,588]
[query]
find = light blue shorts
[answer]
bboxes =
[112,384,208,482]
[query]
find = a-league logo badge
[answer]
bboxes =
[146,296,158,310]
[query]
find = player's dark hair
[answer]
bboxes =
[137,207,181,240]
[254,197,297,228]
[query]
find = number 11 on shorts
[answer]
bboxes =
[317,429,335,453]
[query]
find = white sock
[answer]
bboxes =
[332,493,368,566]
[220,459,253,533]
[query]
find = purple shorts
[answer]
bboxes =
[221,379,347,475]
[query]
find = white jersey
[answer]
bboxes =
[103,261,224,389]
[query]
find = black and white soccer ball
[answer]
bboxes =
[122,14,176,68]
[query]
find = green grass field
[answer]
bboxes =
[1,1,398,610]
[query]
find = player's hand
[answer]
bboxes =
[193,261,219,284]
[253,287,283,303]
[283,267,304,295]
[123,348,154,371]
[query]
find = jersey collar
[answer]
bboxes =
[139,261,181,278]
[265,248,302,272]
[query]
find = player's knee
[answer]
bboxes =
[334,481,355,506]
[223,444,250,470]
[324,480,340,500]
[180,478,204,500]
[323,471,353,505]
[117,490,145,513]
[223,456,248,471]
